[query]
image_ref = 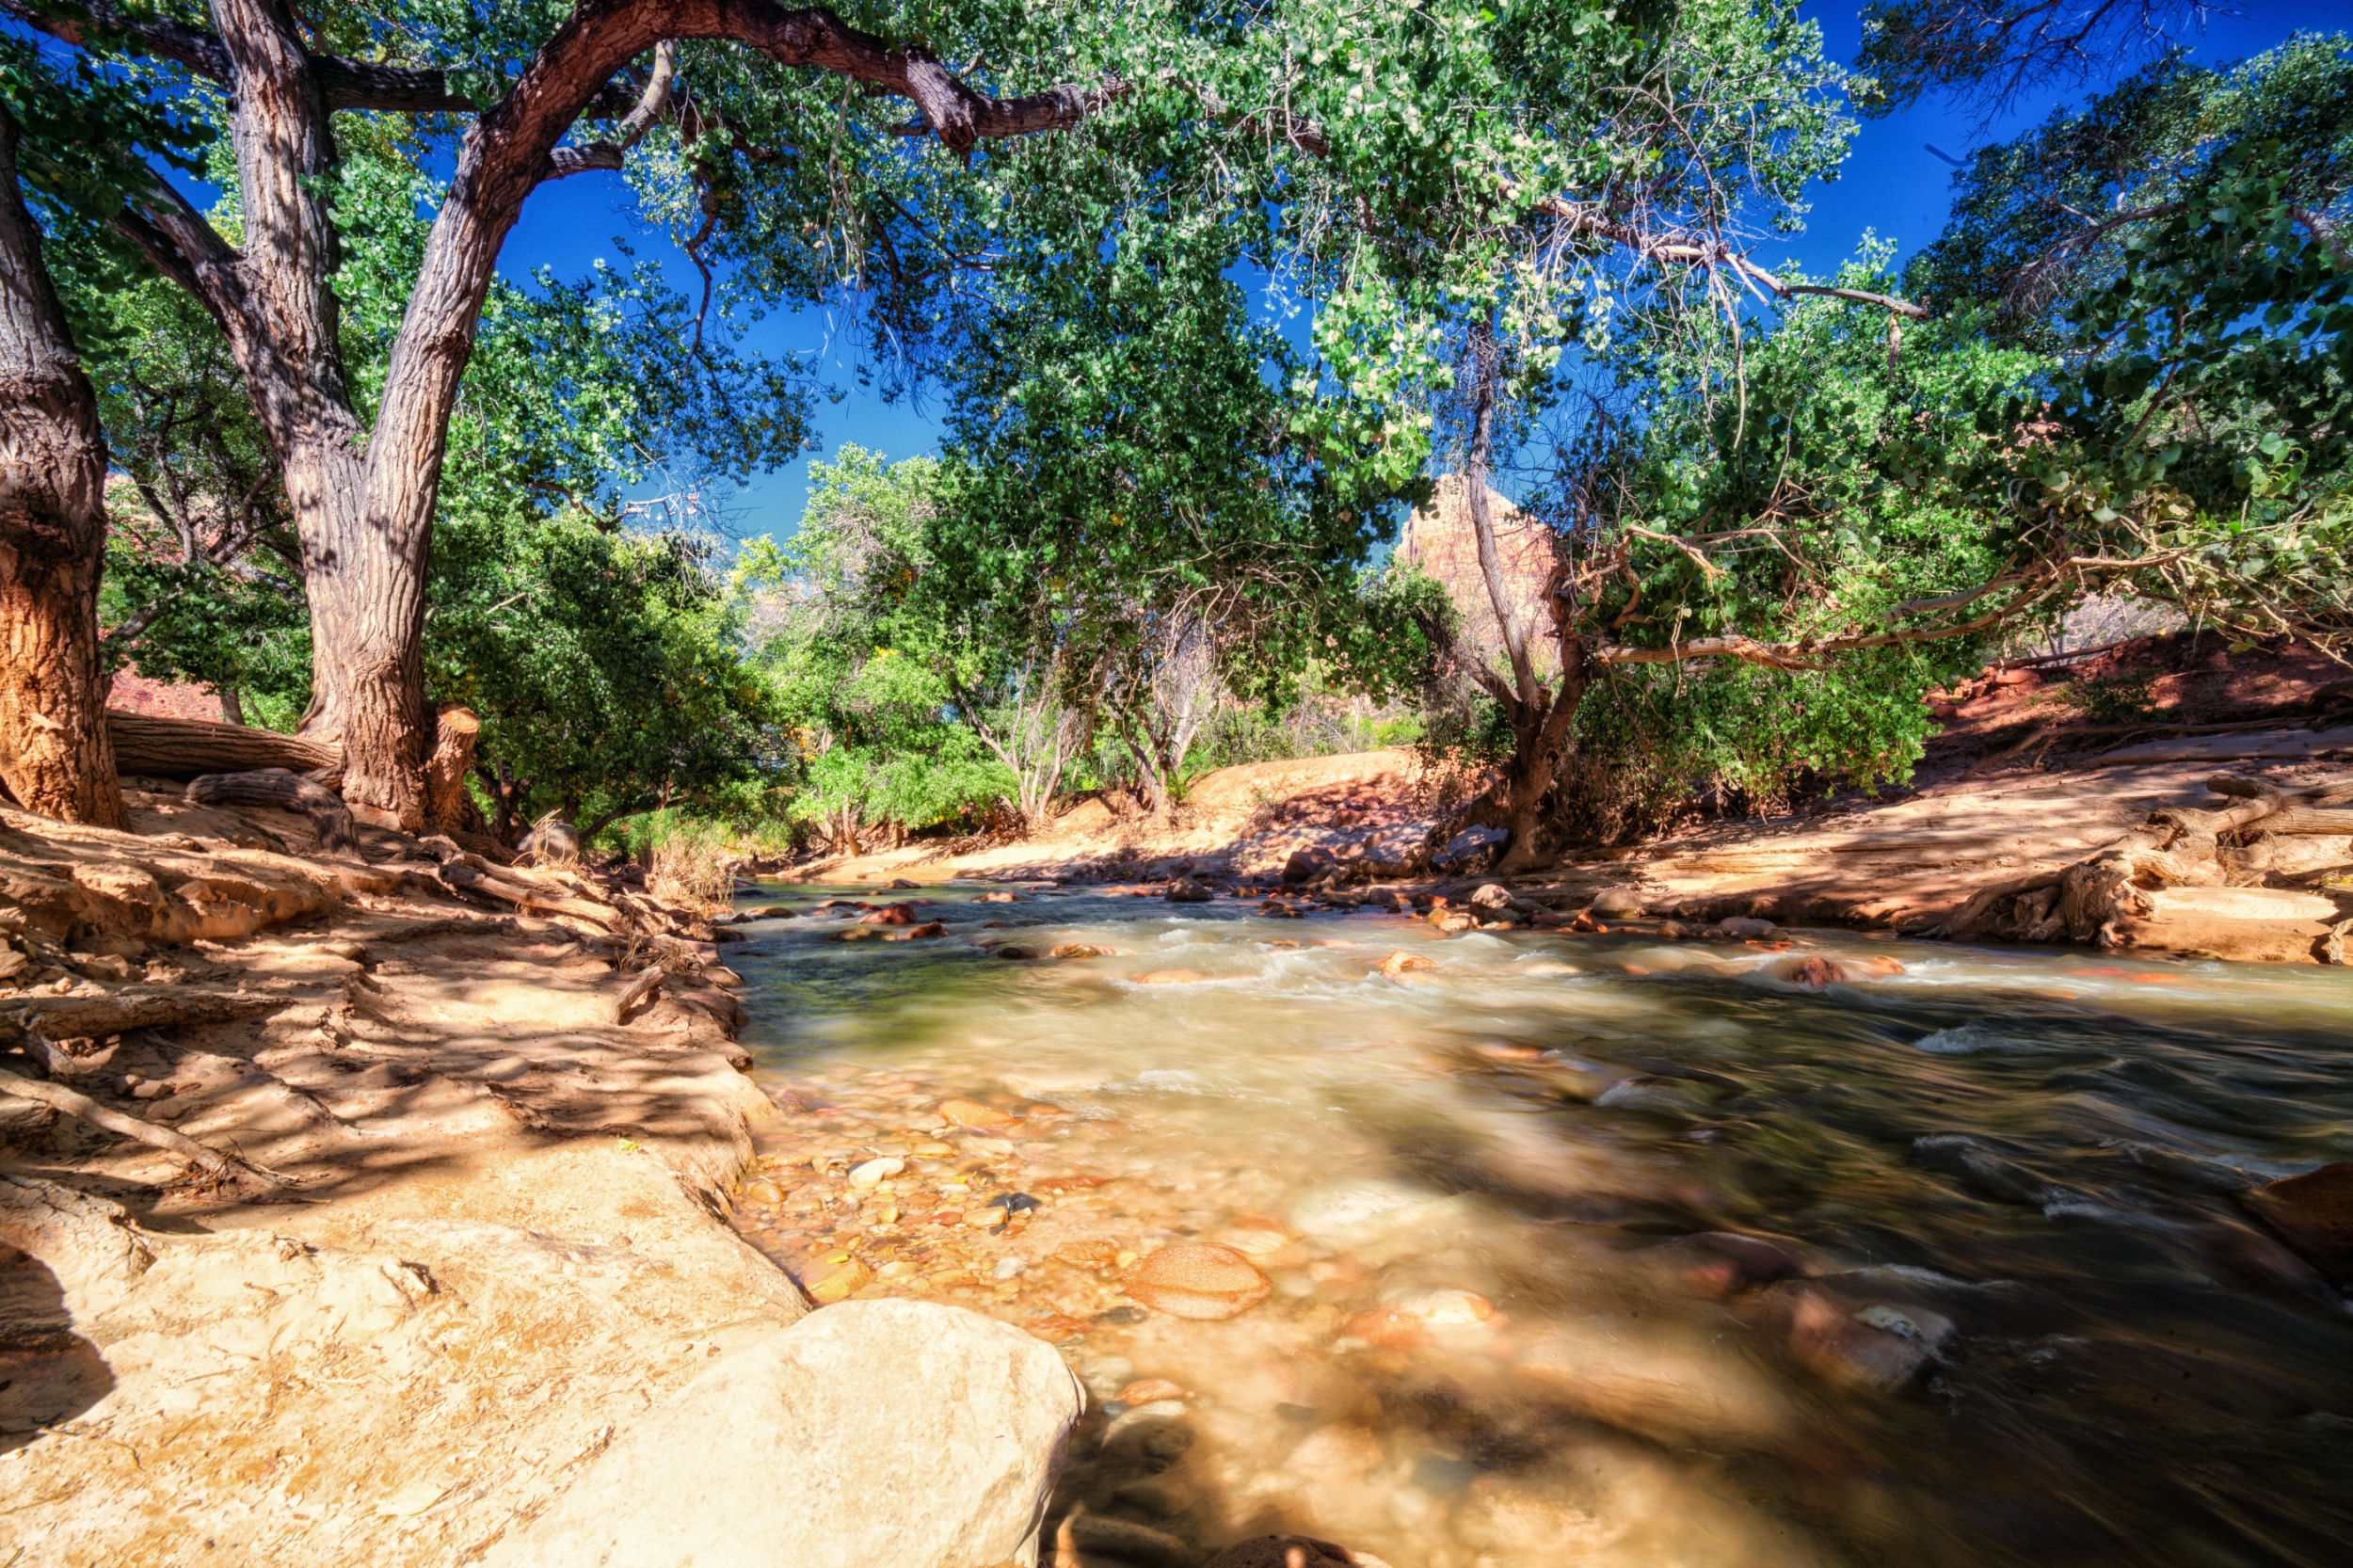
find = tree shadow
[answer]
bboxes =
[0,1241,113,1456]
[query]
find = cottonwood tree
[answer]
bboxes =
[0,102,122,824]
[5,0,1125,827]
[0,41,198,824]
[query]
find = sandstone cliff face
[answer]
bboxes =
[1393,475,1554,663]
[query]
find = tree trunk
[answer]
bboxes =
[184,767,357,853]
[1492,641,1588,875]
[0,109,124,829]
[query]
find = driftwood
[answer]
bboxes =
[2,988,285,1043]
[426,846,625,931]
[107,710,344,787]
[0,1052,292,1186]
[611,968,664,1024]
[185,767,358,853]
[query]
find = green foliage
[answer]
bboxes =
[1913,35,2353,343]
[1477,259,2051,837]
[756,449,1018,848]
[62,129,802,830]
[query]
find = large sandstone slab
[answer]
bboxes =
[487,1298,1084,1568]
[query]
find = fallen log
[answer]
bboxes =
[434,859,625,931]
[185,768,358,854]
[0,1050,294,1186]
[611,968,664,1024]
[107,710,344,786]
[1941,772,2353,957]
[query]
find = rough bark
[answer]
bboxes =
[0,108,124,828]
[424,705,485,836]
[1939,774,2353,950]
[105,709,344,783]
[1453,328,1577,873]
[184,767,357,853]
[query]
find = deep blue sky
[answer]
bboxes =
[491,2,2353,544]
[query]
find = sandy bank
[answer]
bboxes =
[0,792,810,1564]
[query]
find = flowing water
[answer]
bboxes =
[723,884,2353,1568]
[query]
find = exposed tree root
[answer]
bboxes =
[0,1048,295,1187]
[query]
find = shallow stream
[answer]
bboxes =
[725,884,2353,1568]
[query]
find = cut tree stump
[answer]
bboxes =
[108,710,344,787]
[424,706,486,838]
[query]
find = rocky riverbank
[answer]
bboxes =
[780,726,2353,964]
[0,792,1080,1566]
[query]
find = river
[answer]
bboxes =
[722,882,2353,1568]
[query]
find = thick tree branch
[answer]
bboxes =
[0,0,474,112]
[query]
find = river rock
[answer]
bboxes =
[2240,1160,2353,1285]
[1431,826,1507,872]
[1468,883,1513,910]
[1124,1243,1272,1320]
[859,902,921,925]
[487,1300,1082,1568]
[1206,1536,1391,1568]
[1165,878,1215,904]
[1717,917,1779,939]
[1069,1515,1195,1568]
[847,1156,905,1187]
[1589,886,1647,917]
[1289,1176,1431,1242]
[1117,1378,1187,1404]
[1284,846,1337,884]
[805,1256,873,1304]
[939,1097,1016,1131]
[1378,950,1433,978]
[1764,1281,1952,1391]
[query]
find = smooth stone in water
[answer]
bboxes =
[1589,886,1647,917]
[1289,1177,1433,1240]
[847,1156,905,1188]
[2241,1160,2353,1285]
[938,1097,1016,1131]
[486,1300,1082,1568]
[1124,1243,1272,1320]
